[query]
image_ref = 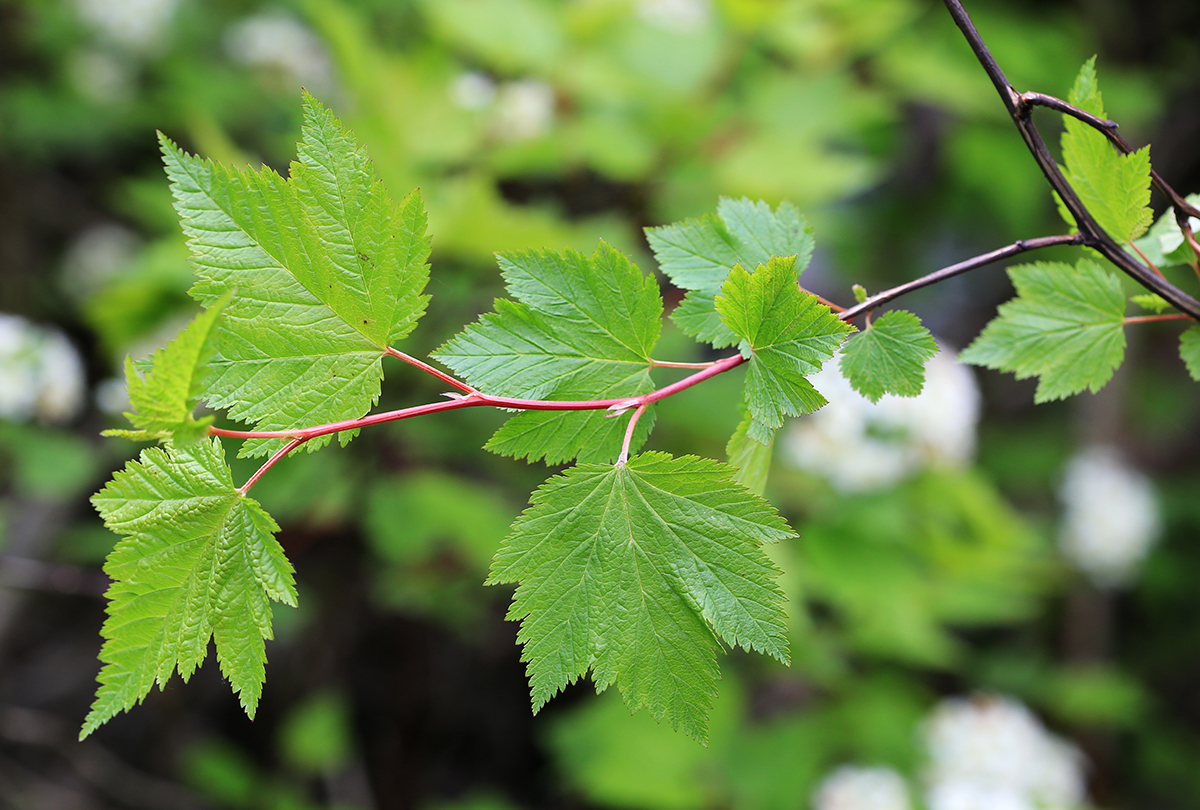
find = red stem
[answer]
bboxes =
[384,347,474,394]
[212,354,746,446]
[617,404,648,465]
[240,437,306,495]
[1124,314,1193,325]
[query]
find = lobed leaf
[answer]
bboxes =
[488,452,793,742]
[1059,58,1153,243]
[435,242,661,464]
[715,256,852,443]
[839,309,938,402]
[959,259,1126,402]
[162,92,431,457]
[112,292,230,444]
[83,438,296,738]
[646,198,814,348]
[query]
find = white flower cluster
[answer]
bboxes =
[636,0,712,33]
[450,73,556,142]
[0,315,87,424]
[1059,445,1161,588]
[812,765,911,810]
[923,695,1086,810]
[224,11,336,96]
[784,347,980,493]
[74,0,180,54]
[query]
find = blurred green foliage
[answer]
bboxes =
[2,0,1200,807]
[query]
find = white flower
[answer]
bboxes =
[813,765,911,810]
[1059,445,1160,588]
[923,695,1086,810]
[74,0,180,54]
[452,71,498,111]
[60,223,140,298]
[0,314,86,424]
[783,346,980,493]
[225,11,336,95]
[493,80,555,141]
[66,49,135,105]
[636,0,712,33]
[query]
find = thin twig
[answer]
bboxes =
[942,0,1200,321]
[1020,92,1200,222]
[240,436,306,494]
[838,234,1084,322]
[384,347,475,393]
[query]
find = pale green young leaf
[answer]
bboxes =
[113,292,230,445]
[488,452,793,742]
[726,405,774,496]
[715,256,852,443]
[1180,327,1200,381]
[162,93,431,457]
[434,242,662,464]
[1130,294,1170,314]
[959,260,1126,402]
[839,309,938,402]
[83,438,296,738]
[1059,58,1153,242]
[646,198,814,348]
[1133,193,1200,268]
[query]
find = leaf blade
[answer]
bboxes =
[488,452,793,742]
[839,309,939,402]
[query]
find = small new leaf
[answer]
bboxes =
[84,438,296,738]
[1059,58,1153,243]
[162,92,431,457]
[488,452,793,742]
[1181,327,1200,382]
[1133,194,1200,268]
[959,260,1126,402]
[715,256,852,443]
[646,198,814,348]
[1130,294,1170,315]
[110,292,230,444]
[839,310,938,402]
[435,242,661,464]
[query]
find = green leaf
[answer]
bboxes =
[715,256,852,443]
[646,197,814,348]
[959,259,1127,402]
[1059,58,1153,242]
[162,92,431,457]
[111,293,230,445]
[726,405,774,497]
[435,242,662,464]
[1181,327,1200,381]
[488,452,793,742]
[84,438,296,738]
[839,309,938,402]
